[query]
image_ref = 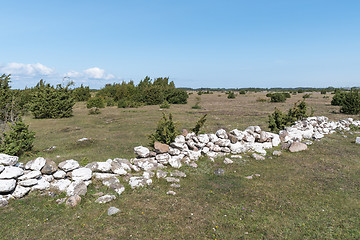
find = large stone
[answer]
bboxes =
[31,179,50,191]
[0,165,4,173]
[129,177,152,189]
[154,141,170,153]
[156,170,168,179]
[174,135,186,143]
[18,179,38,187]
[41,160,58,174]
[18,170,41,181]
[197,134,210,144]
[289,142,308,152]
[25,157,47,171]
[165,177,180,183]
[58,159,80,172]
[134,146,150,158]
[0,166,24,179]
[51,179,71,192]
[108,206,120,216]
[355,137,360,144]
[216,139,231,147]
[168,155,182,168]
[155,153,171,165]
[0,154,18,166]
[102,177,125,195]
[170,170,186,178]
[66,195,81,207]
[86,162,112,172]
[111,160,131,175]
[72,167,92,181]
[66,180,87,196]
[224,158,233,164]
[53,170,66,179]
[0,198,8,207]
[216,129,228,139]
[95,194,116,204]
[0,179,16,193]
[12,185,31,198]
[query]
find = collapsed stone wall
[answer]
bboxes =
[0,116,359,207]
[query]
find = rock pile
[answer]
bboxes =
[0,116,359,207]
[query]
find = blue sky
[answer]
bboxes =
[1,0,360,89]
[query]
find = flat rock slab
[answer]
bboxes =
[0,154,18,166]
[108,207,120,216]
[289,142,308,152]
[66,195,81,207]
[95,194,116,204]
[0,179,17,193]
[0,166,24,179]
[25,157,46,171]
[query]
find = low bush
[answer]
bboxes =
[88,107,101,115]
[87,97,105,109]
[331,91,346,106]
[105,98,116,107]
[320,90,327,94]
[266,93,288,102]
[160,100,170,109]
[72,84,91,101]
[256,98,268,102]
[227,91,236,99]
[191,114,207,135]
[302,94,311,99]
[268,101,312,132]
[148,113,178,145]
[0,119,35,156]
[239,90,246,94]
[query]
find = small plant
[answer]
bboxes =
[266,93,287,102]
[148,113,179,145]
[87,96,105,108]
[302,94,311,99]
[297,89,304,93]
[160,100,170,109]
[0,119,35,156]
[256,98,267,102]
[239,90,246,95]
[197,91,203,95]
[320,90,327,94]
[227,91,236,99]
[191,114,207,135]
[192,96,202,109]
[88,107,101,115]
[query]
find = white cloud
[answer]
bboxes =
[0,62,55,76]
[83,67,115,80]
[64,70,82,78]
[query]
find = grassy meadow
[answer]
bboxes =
[1,92,359,239]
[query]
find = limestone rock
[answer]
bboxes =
[0,154,18,166]
[66,180,87,196]
[216,129,228,139]
[86,162,112,173]
[0,179,17,193]
[18,179,38,187]
[53,170,66,179]
[170,170,186,178]
[31,178,50,191]
[102,177,125,195]
[156,170,168,179]
[356,137,360,144]
[129,177,152,189]
[155,153,171,165]
[58,159,80,172]
[18,170,41,181]
[174,135,186,143]
[72,167,92,181]
[169,155,182,169]
[224,158,233,164]
[154,141,169,153]
[43,175,54,182]
[289,142,308,153]
[12,185,31,198]
[66,195,81,207]
[166,190,176,195]
[252,153,265,161]
[25,157,46,171]
[165,177,180,183]
[197,134,210,144]
[51,179,71,192]
[95,194,116,204]
[0,166,24,179]
[0,165,4,173]
[108,207,120,216]
[272,150,282,156]
[170,183,181,188]
[0,198,8,207]
[93,173,118,180]
[41,160,58,174]
[134,146,150,158]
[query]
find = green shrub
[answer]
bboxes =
[87,97,105,109]
[166,89,188,104]
[192,97,201,109]
[105,98,116,107]
[144,86,165,105]
[239,90,246,94]
[0,119,35,156]
[72,84,91,101]
[227,91,236,99]
[30,80,75,119]
[267,93,287,102]
[160,100,170,109]
[339,90,360,114]
[191,114,207,135]
[197,91,203,95]
[117,99,142,108]
[297,89,304,93]
[302,94,311,99]
[148,113,179,145]
[331,92,346,106]
[320,90,327,94]
[268,101,311,132]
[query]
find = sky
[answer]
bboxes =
[1,0,360,89]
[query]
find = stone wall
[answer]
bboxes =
[0,116,359,208]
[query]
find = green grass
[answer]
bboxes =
[1,92,359,239]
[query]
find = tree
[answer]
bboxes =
[148,113,178,145]
[30,80,75,118]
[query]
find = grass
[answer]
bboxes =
[1,92,359,239]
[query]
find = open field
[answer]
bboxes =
[1,92,360,239]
